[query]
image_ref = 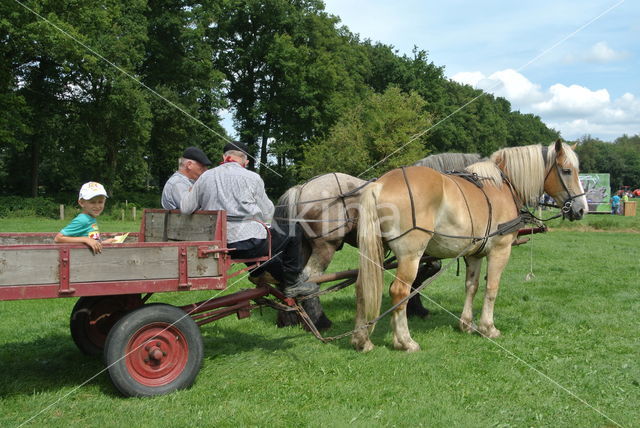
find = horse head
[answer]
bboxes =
[544,140,588,221]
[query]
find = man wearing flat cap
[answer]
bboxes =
[161,147,212,210]
[181,141,328,328]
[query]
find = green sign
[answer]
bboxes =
[579,173,610,212]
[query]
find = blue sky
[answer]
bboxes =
[322,0,639,141]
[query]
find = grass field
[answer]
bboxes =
[0,215,639,427]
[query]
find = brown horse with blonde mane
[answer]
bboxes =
[352,140,588,352]
[273,153,484,328]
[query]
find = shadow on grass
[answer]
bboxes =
[200,324,307,357]
[231,292,467,352]
[0,334,113,397]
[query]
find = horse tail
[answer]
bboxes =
[274,184,302,228]
[355,182,385,331]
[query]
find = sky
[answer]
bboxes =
[322,0,639,141]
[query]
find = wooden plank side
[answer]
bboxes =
[166,213,218,241]
[70,247,178,282]
[187,247,220,278]
[0,234,56,245]
[0,249,59,286]
[0,233,137,246]
[143,211,167,242]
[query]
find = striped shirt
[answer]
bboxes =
[180,162,274,242]
[161,172,194,210]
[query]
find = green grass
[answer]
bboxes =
[0,217,140,233]
[543,207,640,232]
[0,217,639,427]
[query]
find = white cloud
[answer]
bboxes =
[480,69,544,106]
[587,41,628,63]
[450,71,485,87]
[452,68,544,109]
[451,68,639,140]
[564,41,629,64]
[533,84,610,116]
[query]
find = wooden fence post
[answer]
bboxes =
[121,209,125,221]
[59,204,64,220]
[132,207,137,221]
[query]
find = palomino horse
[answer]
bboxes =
[351,141,588,352]
[273,153,484,325]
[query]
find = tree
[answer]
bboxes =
[141,0,228,187]
[211,0,370,175]
[1,0,152,195]
[301,87,431,179]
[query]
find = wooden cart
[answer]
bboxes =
[0,209,292,397]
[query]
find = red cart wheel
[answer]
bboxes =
[104,304,203,397]
[70,294,143,356]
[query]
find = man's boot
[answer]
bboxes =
[281,271,318,298]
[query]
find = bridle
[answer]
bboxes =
[541,146,586,218]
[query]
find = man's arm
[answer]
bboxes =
[180,182,199,214]
[162,179,191,210]
[254,178,275,221]
[54,233,103,254]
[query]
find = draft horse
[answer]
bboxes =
[273,153,484,327]
[352,141,588,352]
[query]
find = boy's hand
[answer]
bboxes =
[84,237,103,254]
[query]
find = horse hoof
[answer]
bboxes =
[393,338,421,352]
[352,339,374,353]
[314,313,332,331]
[276,311,299,328]
[479,325,501,338]
[406,342,421,352]
[459,319,477,334]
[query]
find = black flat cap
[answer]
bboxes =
[223,141,249,155]
[183,146,212,166]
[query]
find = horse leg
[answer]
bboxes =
[302,240,337,279]
[478,245,512,338]
[407,259,441,318]
[278,240,336,330]
[459,257,482,333]
[390,255,422,352]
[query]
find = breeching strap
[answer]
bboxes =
[297,240,477,343]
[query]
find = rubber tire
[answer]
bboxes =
[70,295,142,356]
[104,304,203,397]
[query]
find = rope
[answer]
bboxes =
[299,241,476,343]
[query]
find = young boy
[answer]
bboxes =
[54,182,115,254]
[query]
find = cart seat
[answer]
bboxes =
[141,209,224,243]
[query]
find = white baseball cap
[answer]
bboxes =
[79,182,108,200]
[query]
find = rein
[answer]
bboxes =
[542,147,586,218]
[272,176,376,210]
[386,168,526,244]
[296,241,477,343]
[272,176,376,239]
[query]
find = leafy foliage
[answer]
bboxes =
[0,0,607,200]
[301,87,431,179]
[574,134,640,190]
[0,196,59,218]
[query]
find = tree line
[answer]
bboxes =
[2,0,630,201]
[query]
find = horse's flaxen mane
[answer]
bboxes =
[465,161,503,187]
[489,144,548,206]
[414,153,484,172]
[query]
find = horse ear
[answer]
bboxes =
[554,139,563,154]
[493,151,506,170]
[570,143,577,150]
